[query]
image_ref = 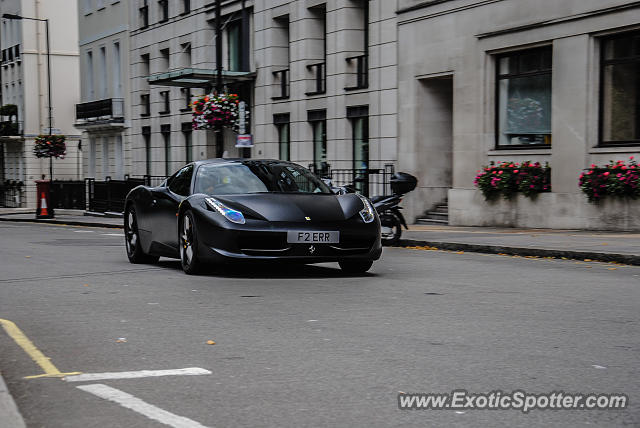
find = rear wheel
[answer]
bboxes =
[180,210,202,275]
[380,213,402,246]
[338,259,374,274]
[124,206,159,264]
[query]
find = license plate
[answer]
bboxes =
[287,231,339,244]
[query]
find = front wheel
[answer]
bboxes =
[179,210,202,275]
[380,213,402,246]
[338,259,374,274]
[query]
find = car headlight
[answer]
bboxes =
[357,194,376,223]
[205,197,246,224]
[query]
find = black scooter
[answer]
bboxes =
[370,172,417,246]
[325,172,418,246]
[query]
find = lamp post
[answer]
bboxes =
[3,13,53,180]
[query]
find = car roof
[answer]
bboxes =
[193,159,298,167]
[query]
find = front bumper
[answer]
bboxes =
[193,213,382,264]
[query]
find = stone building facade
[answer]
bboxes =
[76,0,131,181]
[0,0,81,208]
[126,0,398,190]
[397,0,640,230]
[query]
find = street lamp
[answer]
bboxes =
[3,13,53,181]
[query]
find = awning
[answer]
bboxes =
[148,68,256,88]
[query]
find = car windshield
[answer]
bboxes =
[194,162,333,195]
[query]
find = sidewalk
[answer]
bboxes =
[0,209,638,265]
[403,225,640,265]
[0,372,26,428]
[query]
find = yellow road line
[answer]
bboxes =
[0,318,82,379]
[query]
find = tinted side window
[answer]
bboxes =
[168,165,194,196]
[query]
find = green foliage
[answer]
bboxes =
[33,134,66,159]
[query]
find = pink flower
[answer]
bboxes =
[630,156,634,160]
[604,172,610,176]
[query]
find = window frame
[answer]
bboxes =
[494,45,553,150]
[599,31,640,147]
[274,113,291,161]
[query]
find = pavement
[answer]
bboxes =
[0,221,638,427]
[0,208,638,264]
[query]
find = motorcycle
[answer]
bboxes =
[370,172,417,246]
[324,172,418,246]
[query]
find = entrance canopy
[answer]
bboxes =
[148,68,256,88]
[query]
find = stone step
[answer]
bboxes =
[425,211,449,219]
[416,218,449,225]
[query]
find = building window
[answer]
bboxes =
[182,0,190,15]
[86,51,94,100]
[89,138,96,177]
[142,126,151,175]
[161,124,171,176]
[180,88,192,111]
[141,53,150,76]
[140,94,150,116]
[227,19,242,71]
[158,0,169,23]
[160,48,170,70]
[113,42,122,97]
[496,46,552,148]
[601,31,640,146]
[308,110,327,175]
[159,90,170,114]
[182,123,193,163]
[139,1,149,29]
[102,137,110,178]
[274,113,290,161]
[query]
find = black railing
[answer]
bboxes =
[50,180,86,210]
[76,98,124,122]
[0,121,21,136]
[345,54,368,90]
[306,62,326,95]
[0,181,24,208]
[309,163,395,197]
[86,175,167,213]
[272,69,290,99]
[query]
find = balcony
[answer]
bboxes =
[75,98,125,128]
[0,121,21,137]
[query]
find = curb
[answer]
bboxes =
[0,373,26,428]
[0,217,123,229]
[398,239,640,266]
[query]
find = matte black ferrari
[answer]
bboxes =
[124,159,382,274]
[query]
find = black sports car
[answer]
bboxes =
[124,159,382,274]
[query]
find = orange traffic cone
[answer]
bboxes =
[39,192,49,217]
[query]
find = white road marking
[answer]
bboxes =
[102,233,123,236]
[64,367,211,382]
[77,384,209,428]
[73,230,94,233]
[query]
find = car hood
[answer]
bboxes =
[215,193,362,222]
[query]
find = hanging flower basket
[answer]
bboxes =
[192,93,246,133]
[33,134,66,159]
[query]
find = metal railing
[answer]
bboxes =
[86,175,167,213]
[75,98,124,122]
[309,163,394,197]
[50,180,86,210]
[306,62,326,95]
[272,69,290,99]
[0,181,24,207]
[345,54,368,90]
[0,120,21,136]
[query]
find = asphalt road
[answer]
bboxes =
[0,221,638,427]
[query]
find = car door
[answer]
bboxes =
[151,165,194,253]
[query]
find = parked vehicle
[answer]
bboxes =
[370,172,418,246]
[124,159,382,275]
